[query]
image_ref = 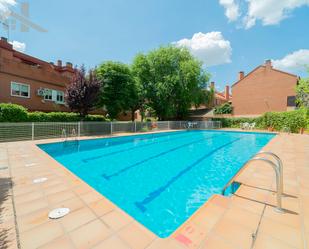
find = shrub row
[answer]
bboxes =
[0,103,106,122]
[213,109,308,133]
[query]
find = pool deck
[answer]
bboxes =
[0,130,308,249]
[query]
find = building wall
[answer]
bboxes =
[232,65,298,115]
[0,38,72,112]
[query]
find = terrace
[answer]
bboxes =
[0,125,308,249]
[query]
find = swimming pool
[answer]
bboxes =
[39,130,275,237]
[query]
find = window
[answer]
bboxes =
[44,89,53,100]
[56,91,64,103]
[287,96,296,107]
[43,89,64,104]
[11,82,30,98]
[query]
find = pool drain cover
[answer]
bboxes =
[48,208,70,219]
[33,177,48,184]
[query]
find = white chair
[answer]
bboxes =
[249,122,256,130]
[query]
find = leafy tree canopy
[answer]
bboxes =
[214,102,233,114]
[65,65,101,117]
[132,46,211,120]
[296,69,309,109]
[97,62,138,120]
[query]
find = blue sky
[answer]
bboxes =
[1,0,309,92]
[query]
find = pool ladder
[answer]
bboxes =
[222,151,284,213]
[61,128,78,142]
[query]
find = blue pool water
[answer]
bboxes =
[38,130,275,237]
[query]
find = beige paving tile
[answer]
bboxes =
[222,205,261,230]
[69,219,112,249]
[15,198,49,216]
[101,210,132,231]
[212,217,255,248]
[47,190,76,205]
[200,234,238,249]
[14,190,44,205]
[92,235,130,249]
[60,206,97,232]
[44,183,69,195]
[118,222,156,249]
[19,221,64,249]
[263,205,301,229]
[17,208,49,232]
[50,197,85,213]
[258,217,303,248]
[230,195,265,215]
[173,222,208,249]
[146,238,187,249]
[79,191,103,204]
[88,198,115,217]
[253,232,298,249]
[38,235,75,249]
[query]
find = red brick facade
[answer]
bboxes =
[232,60,298,116]
[0,37,75,112]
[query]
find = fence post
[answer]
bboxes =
[78,122,81,137]
[31,122,34,140]
[134,121,136,133]
[168,121,170,130]
[110,122,113,135]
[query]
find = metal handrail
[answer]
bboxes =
[221,153,284,212]
[255,151,283,194]
[249,157,283,212]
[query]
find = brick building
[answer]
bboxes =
[232,60,298,116]
[0,37,74,112]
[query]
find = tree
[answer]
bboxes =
[132,46,211,120]
[96,62,138,120]
[131,54,151,121]
[214,102,233,114]
[296,70,309,108]
[65,66,101,117]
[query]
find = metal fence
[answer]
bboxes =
[0,120,221,142]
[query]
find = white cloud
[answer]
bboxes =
[243,0,309,29]
[0,0,16,20]
[174,32,232,67]
[219,0,240,21]
[218,0,309,29]
[272,49,309,72]
[10,41,26,52]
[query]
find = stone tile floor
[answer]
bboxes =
[0,131,308,249]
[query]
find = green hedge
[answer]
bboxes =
[213,109,308,133]
[0,103,28,122]
[0,103,106,122]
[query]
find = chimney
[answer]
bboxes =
[66,62,73,68]
[57,60,62,67]
[265,59,272,70]
[210,81,215,90]
[238,71,244,80]
[225,85,230,101]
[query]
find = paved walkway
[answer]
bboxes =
[0,132,308,249]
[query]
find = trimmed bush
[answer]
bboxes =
[27,112,80,122]
[261,109,307,133]
[27,112,107,122]
[213,116,263,128]
[83,115,107,122]
[0,103,106,122]
[213,109,307,133]
[0,103,28,122]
